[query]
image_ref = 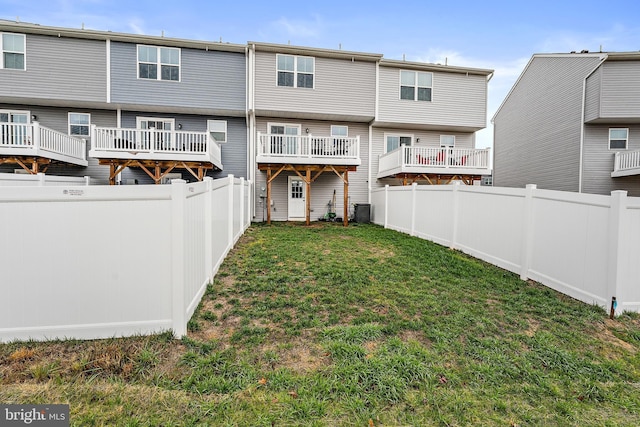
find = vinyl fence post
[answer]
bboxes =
[204,177,213,281]
[37,172,45,186]
[410,182,417,236]
[171,179,187,338]
[239,177,245,232]
[450,181,461,249]
[607,190,627,315]
[520,184,537,281]
[384,184,389,229]
[228,174,234,251]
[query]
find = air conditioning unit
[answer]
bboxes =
[161,173,182,185]
[14,169,29,174]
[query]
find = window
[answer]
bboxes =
[268,123,301,155]
[277,54,314,88]
[440,135,455,147]
[137,45,180,81]
[0,110,29,145]
[400,70,432,101]
[68,113,91,136]
[385,134,413,152]
[609,128,628,150]
[331,125,348,137]
[1,33,25,70]
[207,120,227,143]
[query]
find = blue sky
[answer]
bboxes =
[2,0,640,148]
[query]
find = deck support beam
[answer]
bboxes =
[258,163,356,226]
[0,156,53,174]
[392,173,482,186]
[99,159,216,185]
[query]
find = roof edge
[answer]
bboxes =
[0,19,246,53]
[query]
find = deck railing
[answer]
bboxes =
[0,122,87,165]
[613,150,640,177]
[257,133,360,160]
[91,126,222,166]
[378,145,491,176]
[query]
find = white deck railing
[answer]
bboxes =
[378,145,491,178]
[612,150,640,177]
[90,126,222,168]
[257,132,360,165]
[0,122,87,166]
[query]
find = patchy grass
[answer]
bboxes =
[1,222,640,426]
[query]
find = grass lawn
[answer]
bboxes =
[1,222,640,426]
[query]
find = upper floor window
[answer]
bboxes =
[1,33,25,70]
[208,120,227,143]
[277,54,314,88]
[68,113,91,136]
[400,70,432,101]
[609,128,628,150]
[137,45,180,81]
[440,135,455,147]
[385,133,413,153]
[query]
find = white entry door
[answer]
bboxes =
[288,176,306,220]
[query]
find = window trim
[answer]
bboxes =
[1,32,26,70]
[136,116,176,130]
[0,109,30,124]
[440,135,456,148]
[399,70,433,102]
[68,112,91,137]
[330,125,348,137]
[207,120,228,143]
[609,128,628,150]
[276,54,315,89]
[384,132,414,153]
[267,122,302,135]
[136,45,181,82]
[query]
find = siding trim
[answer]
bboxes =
[106,39,111,103]
[580,58,607,193]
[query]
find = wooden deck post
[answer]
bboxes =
[343,169,349,227]
[109,163,116,185]
[266,167,272,225]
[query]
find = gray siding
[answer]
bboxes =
[584,66,601,122]
[254,52,376,119]
[582,124,640,197]
[493,56,603,192]
[0,103,114,182]
[253,118,369,221]
[110,42,246,112]
[371,128,474,189]
[377,66,487,129]
[0,34,106,103]
[599,61,640,119]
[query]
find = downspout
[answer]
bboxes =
[246,44,256,219]
[106,39,111,104]
[368,60,380,204]
[579,55,607,193]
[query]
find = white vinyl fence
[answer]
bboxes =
[372,183,640,314]
[0,172,93,186]
[0,175,251,342]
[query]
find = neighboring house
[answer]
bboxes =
[493,51,640,196]
[0,20,247,184]
[247,43,493,224]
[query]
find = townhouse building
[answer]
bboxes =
[1,19,493,222]
[0,20,247,184]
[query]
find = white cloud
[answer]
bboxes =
[265,15,325,42]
